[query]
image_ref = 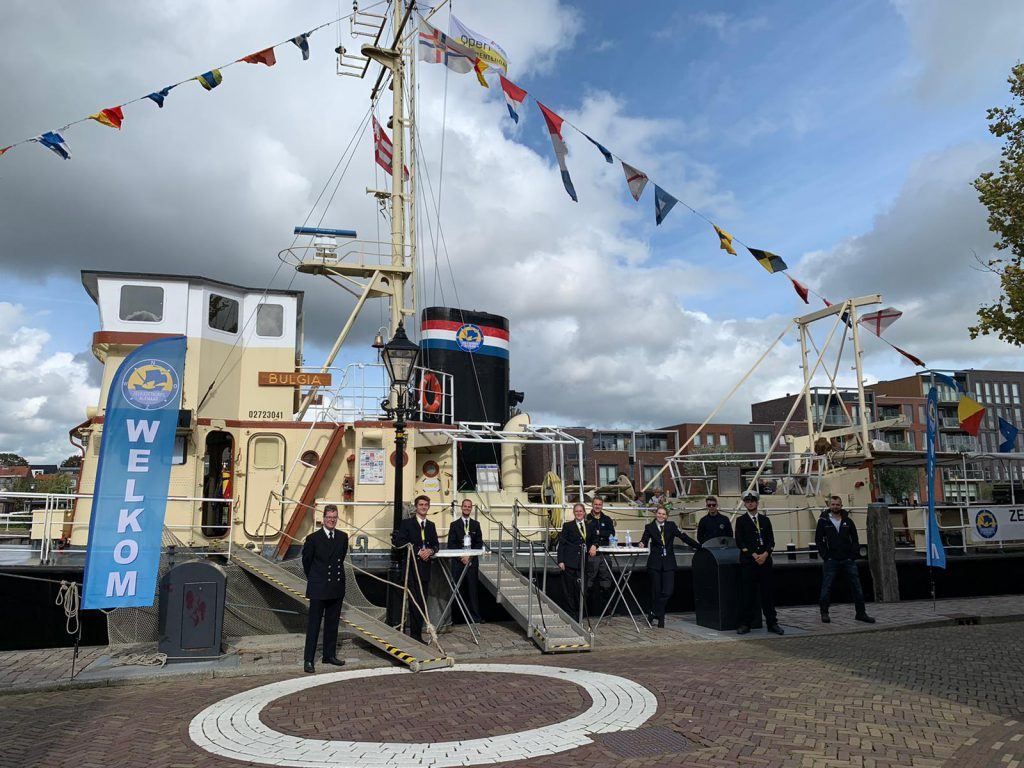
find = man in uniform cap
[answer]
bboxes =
[734,490,783,635]
[301,504,348,672]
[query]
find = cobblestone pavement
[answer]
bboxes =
[2,595,1021,694]
[3,620,1024,768]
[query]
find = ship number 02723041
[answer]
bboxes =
[248,410,284,420]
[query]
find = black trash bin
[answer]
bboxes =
[692,536,760,631]
[158,560,226,662]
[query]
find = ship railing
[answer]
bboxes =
[0,491,238,565]
[299,362,454,424]
[664,451,829,498]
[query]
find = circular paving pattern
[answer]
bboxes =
[189,663,658,768]
[260,670,591,742]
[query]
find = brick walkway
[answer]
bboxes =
[1,595,1022,695]
[2,620,1024,767]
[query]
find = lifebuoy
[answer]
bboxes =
[421,372,443,414]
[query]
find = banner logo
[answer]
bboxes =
[975,508,998,539]
[122,359,179,410]
[456,323,484,352]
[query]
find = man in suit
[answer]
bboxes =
[697,495,734,543]
[734,490,783,635]
[585,497,616,616]
[393,494,439,643]
[446,498,484,623]
[641,504,700,627]
[816,495,875,624]
[557,503,589,620]
[301,504,348,673]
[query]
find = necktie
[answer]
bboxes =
[577,521,584,539]
[419,520,425,542]
[658,524,665,546]
[327,530,332,540]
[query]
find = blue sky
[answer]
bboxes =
[1,0,1023,460]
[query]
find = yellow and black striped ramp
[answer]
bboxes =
[228,548,454,672]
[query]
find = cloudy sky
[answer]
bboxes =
[1,0,1023,462]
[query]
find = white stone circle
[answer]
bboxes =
[189,662,657,767]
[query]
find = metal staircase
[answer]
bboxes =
[476,513,592,654]
[229,547,454,671]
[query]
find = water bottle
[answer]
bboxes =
[625,530,632,547]
[608,534,617,548]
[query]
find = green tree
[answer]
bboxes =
[877,467,919,503]
[0,453,28,468]
[60,455,82,468]
[972,63,1024,344]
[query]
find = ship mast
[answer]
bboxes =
[294,0,417,418]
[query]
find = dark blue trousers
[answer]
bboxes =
[819,558,866,614]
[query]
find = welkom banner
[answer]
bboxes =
[82,336,187,609]
[924,386,946,568]
[968,505,1024,543]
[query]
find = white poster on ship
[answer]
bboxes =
[358,448,385,485]
[967,505,1024,543]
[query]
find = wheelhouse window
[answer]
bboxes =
[208,294,239,334]
[119,285,164,322]
[256,303,284,337]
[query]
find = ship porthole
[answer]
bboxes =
[300,450,320,469]
[422,460,439,478]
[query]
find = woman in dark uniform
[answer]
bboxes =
[641,505,699,627]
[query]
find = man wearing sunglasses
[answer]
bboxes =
[697,496,733,543]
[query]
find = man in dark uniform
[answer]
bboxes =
[585,497,616,616]
[697,495,734,543]
[301,504,348,673]
[641,504,699,627]
[734,490,783,635]
[557,503,590,620]
[393,494,439,644]
[816,495,875,624]
[446,498,484,623]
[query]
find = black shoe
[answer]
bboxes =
[304,662,315,673]
[767,623,785,635]
[821,610,831,624]
[855,614,876,624]
[322,657,346,666]
[657,617,665,629]
[737,625,750,635]
[646,613,656,624]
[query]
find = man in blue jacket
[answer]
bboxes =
[815,496,875,624]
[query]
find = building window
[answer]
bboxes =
[594,433,628,451]
[635,434,669,452]
[1013,383,1020,405]
[172,435,187,465]
[718,434,728,447]
[597,465,619,486]
[754,432,771,453]
[209,294,239,334]
[256,303,284,337]
[985,382,993,402]
[642,465,661,485]
[692,434,702,447]
[119,285,164,323]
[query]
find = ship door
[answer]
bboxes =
[201,431,234,538]
[243,433,286,540]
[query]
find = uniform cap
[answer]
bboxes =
[742,490,760,500]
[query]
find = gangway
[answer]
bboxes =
[475,512,592,653]
[229,547,453,671]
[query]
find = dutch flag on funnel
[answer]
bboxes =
[499,75,527,123]
[421,320,509,359]
[537,101,577,202]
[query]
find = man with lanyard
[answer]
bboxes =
[585,497,616,616]
[393,494,439,644]
[815,495,875,624]
[557,503,590,620]
[641,504,699,627]
[301,504,348,673]
[734,490,783,635]
[446,498,484,624]
[697,495,734,544]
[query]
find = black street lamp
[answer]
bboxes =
[379,321,420,625]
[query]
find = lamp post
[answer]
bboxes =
[379,320,420,625]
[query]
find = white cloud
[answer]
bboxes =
[0,304,99,463]
[892,0,1024,104]
[798,142,1023,373]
